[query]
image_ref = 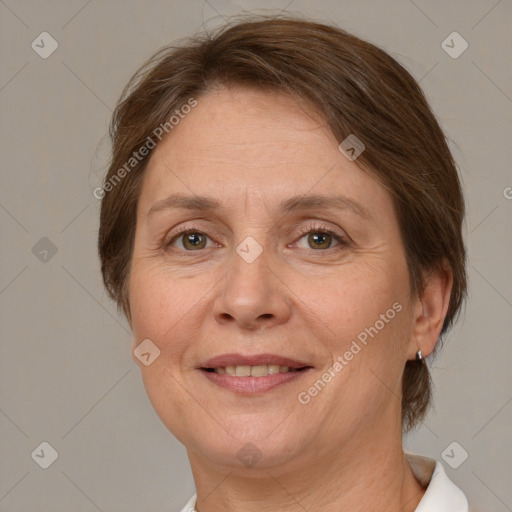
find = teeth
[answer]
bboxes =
[213,364,298,377]
[268,364,280,375]
[250,365,268,377]
[235,365,251,377]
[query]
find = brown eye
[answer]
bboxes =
[182,232,207,250]
[167,229,213,251]
[295,228,344,251]
[307,232,334,250]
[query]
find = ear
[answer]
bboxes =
[406,260,453,360]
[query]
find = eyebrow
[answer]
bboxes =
[147,192,370,220]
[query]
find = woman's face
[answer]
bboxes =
[129,86,420,471]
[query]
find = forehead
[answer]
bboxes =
[138,86,389,218]
[156,87,334,165]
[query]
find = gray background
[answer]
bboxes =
[0,0,511,511]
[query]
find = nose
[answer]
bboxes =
[212,246,292,331]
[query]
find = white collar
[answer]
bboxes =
[179,453,468,512]
[406,453,468,511]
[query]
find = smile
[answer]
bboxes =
[198,354,313,394]
[207,364,302,376]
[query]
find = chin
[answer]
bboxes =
[172,411,311,471]
[191,435,305,472]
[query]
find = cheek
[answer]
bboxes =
[138,362,193,445]
[129,265,203,441]
[129,259,219,370]
[130,259,187,330]
[295,260,410,352]
[294,257,414,416]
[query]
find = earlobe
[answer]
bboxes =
[407,261,453,360]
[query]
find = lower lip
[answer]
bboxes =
[200,369,311,394]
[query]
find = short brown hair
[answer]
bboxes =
[98,16,467,432]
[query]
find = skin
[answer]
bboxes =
[128,86,453,512]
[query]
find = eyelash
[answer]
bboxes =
[294,222,348,250]
[164,221,349,253]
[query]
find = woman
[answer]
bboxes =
[98,16,469,511]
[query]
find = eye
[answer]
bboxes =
[299,232,338,250]
[164,223,348,253]
[166,228,216,251]
[294,223,347,251]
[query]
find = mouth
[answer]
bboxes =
[198,354,313,394]
[202,364,306,376]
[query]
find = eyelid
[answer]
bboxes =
[165,226,219,250]
[291,221,348,249]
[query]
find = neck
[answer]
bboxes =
[187,420,426,512]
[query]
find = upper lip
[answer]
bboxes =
[200,353,311,369]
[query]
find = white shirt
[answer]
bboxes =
[178,453,469,512]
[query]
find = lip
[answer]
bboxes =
[198,353,313,395]
[200,370,312,394]
[200,353,310,369]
